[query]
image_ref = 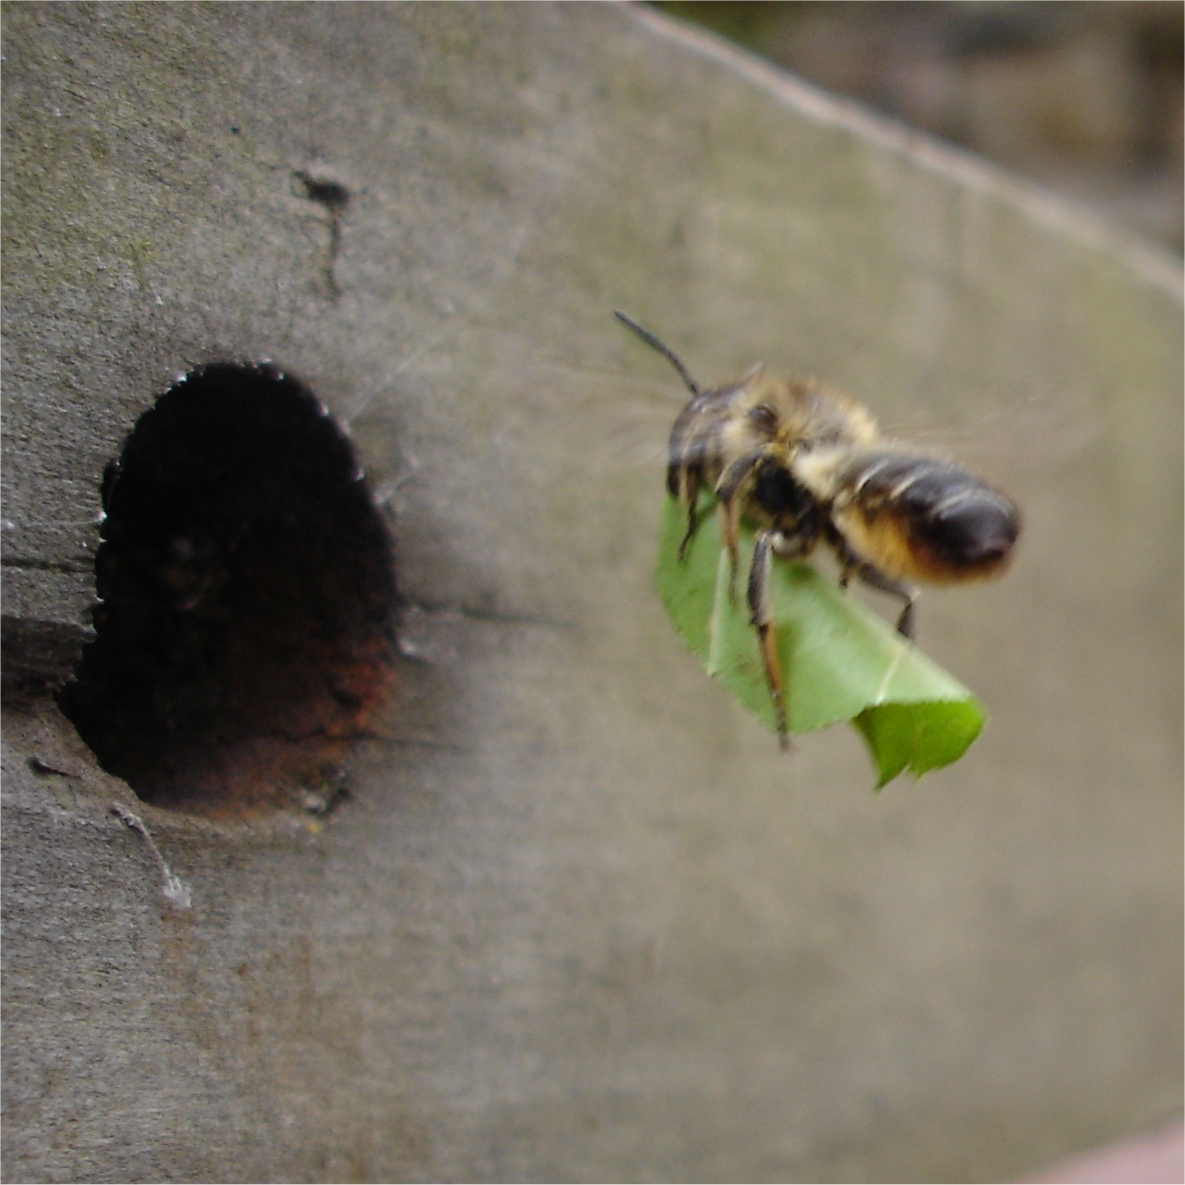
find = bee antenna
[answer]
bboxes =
[614,310,701,397]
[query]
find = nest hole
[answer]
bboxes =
[59,363,397,818]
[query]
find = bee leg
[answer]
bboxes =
[836,547,862,593]
[716,448,766,603]
[718,497,742,603]
[676,472,700,561]
[849,560,918,640]
[747,530,792,751]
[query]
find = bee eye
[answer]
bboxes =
[926,493,1019,567]
[747,404,778,435]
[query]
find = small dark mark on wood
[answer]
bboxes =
[294,170,350,300]
[2,617,94,704]
[2,556,93,573]
[28,756,80,778]
[295,171,350,212]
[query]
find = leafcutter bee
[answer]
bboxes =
[616,311,1021,750]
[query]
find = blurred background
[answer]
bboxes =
[651,6,1183,1181]
[654,0,1183,252]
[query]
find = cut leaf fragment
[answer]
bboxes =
[656,495,985,785]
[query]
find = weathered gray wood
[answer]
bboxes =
[3,4,1181,1181]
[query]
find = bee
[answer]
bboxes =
[616,311,1021,750]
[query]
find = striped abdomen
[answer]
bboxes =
[831,453,1020,584]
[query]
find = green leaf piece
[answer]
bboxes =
[656,495,985,785]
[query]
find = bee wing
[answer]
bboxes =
[605,385,676,471]
[553,364,678,472]
[880,390,1085,487]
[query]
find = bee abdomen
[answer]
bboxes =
[840,454,1020,582]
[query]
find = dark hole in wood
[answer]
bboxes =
[58,363,396,818]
